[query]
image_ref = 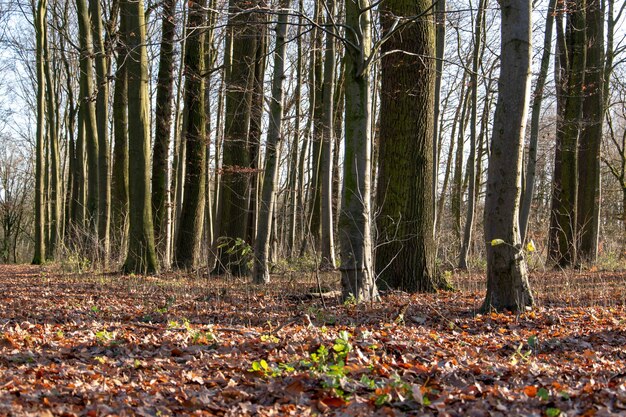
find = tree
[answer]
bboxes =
[214,0,258,275]
[152,0,177,260]
[576,0,604,262]
[76,0,99,236]
[519,0,557,243]
[482,0,534,312]
[122,0,158,274]
[253,0,289,283]
[112,5,129,257]
[340,0,378,302]
[32,0,46,265]
[549,0,586,267]
[175,0,207,269]
[89,0,111,258]
[319,0,337,269]
[375,0,444,291]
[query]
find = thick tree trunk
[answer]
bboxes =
[214,0,257,275]
[253,0,289,284]
[375,0,444,291]
[122,0,158,274]
[482,0,534,312]
[577,0,603,262]
[175,0,207,269]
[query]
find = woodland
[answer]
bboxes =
[0,0,625,413]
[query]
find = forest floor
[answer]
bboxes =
[1,264,626,416]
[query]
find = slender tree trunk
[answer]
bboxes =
[33,0,47,265]
[175,0,207,269]
[340,0,379,302]
[88,0,111,261]
[433,0,445,237]
[319,0,337,269]
[76,0,99,235]
[43,12,60,259]
[122,0,158,274]
[253,0,289,283]
[549,0,586,267]
[482,0,534,312]
[520,0,556,242]
[152,0,177,260]
[112,7,129,260]
[459,0,487,269]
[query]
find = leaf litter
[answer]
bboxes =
[0,264,625,416]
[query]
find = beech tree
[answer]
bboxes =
[122,0,158,274]
[482,0,534,312]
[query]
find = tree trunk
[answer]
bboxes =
[459,0,488,269]
[214,0,257,275]
[112,7,129,260]
[376,0,445,292]
[319,0,337,269]
[482,0,534,312]
[122,0,158,274]
[152,0,177,260]
[175,0,207,269]
[519,0,556,243]
[76,0,99,236]
[43,10,60,260]
[340,0,379,302]
[33,0,47,265]
[549,0,586,267]
[253,0,289,283]
[577,0,603,262]
[89,0,111,260]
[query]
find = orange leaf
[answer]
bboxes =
[524,385,538,397]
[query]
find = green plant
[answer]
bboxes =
[95,329,114,344]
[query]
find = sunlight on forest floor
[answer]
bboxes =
[0,264,625,416]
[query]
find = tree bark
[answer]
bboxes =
[175,0,207,269]
[520,0,556,243]
[152,0,177,260]
[576,0,604,262]
[340,0,379,302]
[376,0,445,292]
[122,0,158,274]
[482,0,534,312]
[253,0,289,284]
[33,0,47,265]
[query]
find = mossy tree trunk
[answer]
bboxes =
[175,0,207,269]
[214,0,258,275]
[122,0,158,274]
